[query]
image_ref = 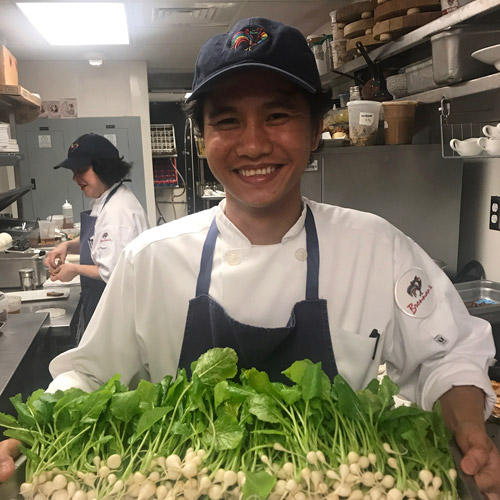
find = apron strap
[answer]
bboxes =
[305,205,320,301]
[196,205,320,300]
[103,182,123,207]
[196,218,219,296]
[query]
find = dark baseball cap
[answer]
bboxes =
[54,133,120,170]
[186,17,322,102]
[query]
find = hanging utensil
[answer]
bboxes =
[355,41,393,102]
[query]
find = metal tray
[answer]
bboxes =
[454,280,500,316]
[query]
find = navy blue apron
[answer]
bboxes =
[79,183,122,328]
[178,205,338,383]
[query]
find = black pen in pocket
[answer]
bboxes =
[370,329,380,360]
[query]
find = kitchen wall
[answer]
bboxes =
[16,60,156,226]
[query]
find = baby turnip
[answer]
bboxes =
[181,461,198,479]
[381,475,395,490]
[334,483,352,497]
[431,476,442,490]
[387,457,398,470]
[348,488,364,500]
[348,451,360,464]
[156,484,168,500]
[138,480,156,500]
[307,451,318,465]
[208,484,224,500]
[106,454,122,470]
[358,456,370,470]
[448,469,457,481]
[51,490,69,500]
[285,478,300,494]
[419,470,433,489]
[368,454,377,465]
[387,488,403,500]
[72,491,87,500]
[19,482,35,498]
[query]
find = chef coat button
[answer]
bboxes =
[226,251,241,266]
[295,248,307,261]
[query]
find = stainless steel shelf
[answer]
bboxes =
[400,72,500,104]
[321,0,500,88]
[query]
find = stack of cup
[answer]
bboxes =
[330,11,348,69]
[382,101,417,145]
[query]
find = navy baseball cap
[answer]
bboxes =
[187,17,322,102]
[54,133,120,170]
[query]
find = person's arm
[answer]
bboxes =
[0,438,20,482]
[440,386,500,498]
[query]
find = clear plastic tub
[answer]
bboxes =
[347,100,382,146]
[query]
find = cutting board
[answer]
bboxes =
[336,1,374,26]
[374,0,441,22]
[344,18,376,39]
[346,35,385,57]
[373,11,441,40]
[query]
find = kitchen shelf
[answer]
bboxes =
[150,124,177,157]
[321,0,500,89]
[0,152,23,166]
[398,72,500,104]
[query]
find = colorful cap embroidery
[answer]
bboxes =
[230,26,269,51]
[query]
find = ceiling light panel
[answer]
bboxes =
[16,2,130,45]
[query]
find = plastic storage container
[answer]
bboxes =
[404,58,436,95]
[347,100,382,146]
[382,101,417,145]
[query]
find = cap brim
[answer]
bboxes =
[54,157,91,170]
[186,63,317,102]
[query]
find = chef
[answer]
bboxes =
[44,133,149,327]
[1,17,499,496]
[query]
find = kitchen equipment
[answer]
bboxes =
[449,137,483,156]
[347,100,382,146]
[386,73,408,98]
[6,288,70,302]
[374,0,441,22]
[471,43,500,72]
[431,26,500,85]
[383,101,417,145]
[404,58,436,94]
[0,250,48,289]
[373,11,441,42]
[355,41,392,101]
[19,268,35,290]
[477,137,500,156]
[483,123,500,138]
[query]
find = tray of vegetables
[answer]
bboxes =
[0,348,477,500]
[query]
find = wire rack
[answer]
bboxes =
[440,99,500,159]
[151,124,177,156]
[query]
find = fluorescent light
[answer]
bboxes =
[89,59,103,66]
[17,2,129,45]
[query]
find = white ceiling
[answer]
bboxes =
[0,0,347,80]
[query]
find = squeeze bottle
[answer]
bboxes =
[62,200,74,228]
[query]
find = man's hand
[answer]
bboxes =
[455,421,500,500]
[0,439,20,482]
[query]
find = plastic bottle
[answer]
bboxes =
[62,200,74,229]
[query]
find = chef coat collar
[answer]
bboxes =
[90,182,122,213]
[214,198,309,246]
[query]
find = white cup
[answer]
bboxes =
[449,138,482,156]
[477,137,500,156]
[482,123,500,138]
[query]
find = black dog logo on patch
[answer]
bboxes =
[407,276,423,297]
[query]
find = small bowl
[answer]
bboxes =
[386,74,408,99]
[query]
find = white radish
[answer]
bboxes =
[98,465,111,478]
[274,479,287,495]
[106,454,122,470]
[307,451,318,464]
[107,473,117,485]
[350,463,361,476]
[339,463,350,482]
[111,479,124,494]
[448,469,457,481]
[181,462,198,478]
[86,491,97,500]
[285,479,300,494]
[348,451,360,464]
[51,490,69,500]
[19,482,34,498]
[358,456,370,469]
[317,483,329,495]
[317,450,327,464]
[419,470,433,488]
[381,475,395,489]
[432,476,442,490]
[40,480,54,497]
[134,471,147,484]
[67,481,77,497]
[383,443,397,454]
[237,470,246,486]
[348,489,364,500]
[223,470,238,488]
[368,453,377,465]
[327,469,340,481]
[374,471,383,481]
[138,480,157,500]
[387,488,403,500]
[334,484,352,497]
[165,454,182,471]
[425,486,438,500]
[361,472,375,487]
[52,474,68,491]
[92,456,101,467]
[156,484,168,500]
[417,489,430,500]
[404,490,417,498]
[311,470,322,489]
[370,487,383,500]
[282,462,294,479]
[387,457,399,470]
[148,471,160,483]
[33,494,46,500]
[38,473,48,485]
[73,491,87,500]
[208,484,224,500]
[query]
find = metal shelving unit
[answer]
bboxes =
[151,124,179,187]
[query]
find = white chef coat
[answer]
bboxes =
[88,182,149,282]
[49,198,496,417]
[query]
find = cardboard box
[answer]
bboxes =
[0,46,18,86]
[0,84,41,107]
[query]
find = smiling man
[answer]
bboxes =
[1,17,499,497]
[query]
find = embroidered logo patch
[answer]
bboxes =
[69,141,79,152]
[395,268,436,318]
[230,26,269,51]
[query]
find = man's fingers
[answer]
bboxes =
[0,456,15,482]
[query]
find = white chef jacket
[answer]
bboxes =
[49,198,496,416]
[88,182,149,282]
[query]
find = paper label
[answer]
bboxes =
[359,112,374,126]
